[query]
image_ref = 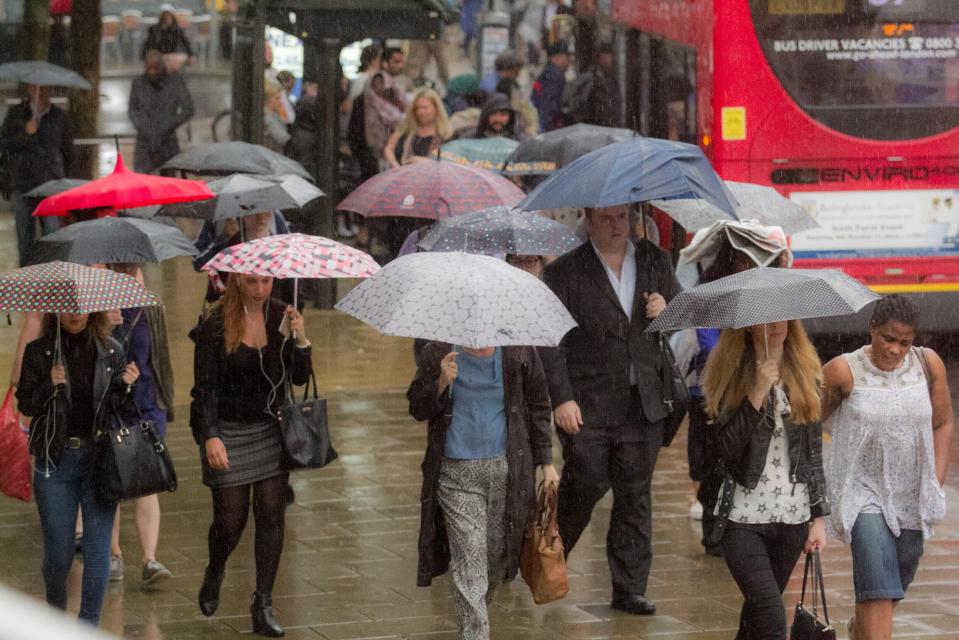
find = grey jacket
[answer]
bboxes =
[128,73,194,172]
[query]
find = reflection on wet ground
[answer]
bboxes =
[2,214,959,639]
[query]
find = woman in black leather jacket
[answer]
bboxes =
[701,319,828,640]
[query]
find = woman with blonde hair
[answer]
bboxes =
[191,273,312,636]
[384,87,452,168]
[701,319,829,640]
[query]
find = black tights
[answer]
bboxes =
[208,473,289,595]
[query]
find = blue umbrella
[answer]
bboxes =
[516,137,739,219]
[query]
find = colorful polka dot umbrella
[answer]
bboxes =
[337,159,525,220]
[0,261,161,314]
[203,233,380,280]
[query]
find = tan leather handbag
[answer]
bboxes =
[520,482,569,604]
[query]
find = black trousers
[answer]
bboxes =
[557,387,662,596]
[689,398,724,553]
[721,521,807,640]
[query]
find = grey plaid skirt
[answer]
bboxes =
[201,418,287,488]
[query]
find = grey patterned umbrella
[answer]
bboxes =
[650,181,819,233]
[0,61,92,89]
[506,123,635,175]
[155,174,324,221]
[334,252,577,348]
[33,217,197,265]
[161,142,313,181]
[24,179,90,200]
[417,206,583,255]
[645,267,880,332]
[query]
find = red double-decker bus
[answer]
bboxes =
[612,0,959,332]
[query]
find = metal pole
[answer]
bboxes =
[231,0,265,143]
[477,0,510,79]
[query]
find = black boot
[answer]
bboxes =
[198,565,224,617]
[251,592,284,637]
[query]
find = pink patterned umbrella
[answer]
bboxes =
[337,159,525,220]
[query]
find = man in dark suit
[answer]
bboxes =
[541,205,681,615]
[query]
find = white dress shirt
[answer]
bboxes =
[591,239,638,384]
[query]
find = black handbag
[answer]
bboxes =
[276,370,338,470]
[659,333,690,447]
[94,398,177,505]
[790,550,837,640]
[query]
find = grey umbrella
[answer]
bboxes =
[33,217,197,265]
[24,179,90,199]
[650,181,820,233]
[161,142,313,181]
[335,252,577,348]
[0,61,92,89]
[506,123,635,175]
[645,267,880,334]
[155,174,324,221]
[417,206,583,255]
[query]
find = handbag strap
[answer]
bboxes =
[814,549,831,626]
[798,551,813,609]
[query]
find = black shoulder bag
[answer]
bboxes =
[276,369,338,470]
[790,550,837,640]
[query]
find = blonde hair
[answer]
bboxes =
[701,320,822,425]
[212,275,247,355]
[397,88,452,141]
[264,80,282,100]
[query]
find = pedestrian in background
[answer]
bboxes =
[128,50,195,174]
[191,274,312,637]
[406,38,450,87]
[0,83,72,266]
[263,81,292,154]
[702,319,829,640]
[17,312,139,625]
[141,9,195,72]
[408,342,558,640]
[822,295,953,640]
[384,87,451,168]
[540,204,681,615]
[532,42,571,132]
[475,93,523,141]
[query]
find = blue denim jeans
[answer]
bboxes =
[11,191,59,267]
[850,512,923,602]
[33,446,117,625]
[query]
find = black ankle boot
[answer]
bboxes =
[251,592,284,637]
[198,565,224,617]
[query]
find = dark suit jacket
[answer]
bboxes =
[541,239,682,427]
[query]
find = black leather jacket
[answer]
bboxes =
[709,396,830,544]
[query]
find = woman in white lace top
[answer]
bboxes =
[822,295,954,640]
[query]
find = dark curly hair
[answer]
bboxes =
[869,294,918,329]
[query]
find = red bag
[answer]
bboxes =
[0,386,31,502]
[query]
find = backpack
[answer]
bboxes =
[561,70,596,124]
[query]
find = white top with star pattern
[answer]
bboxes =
[726,384,811,525]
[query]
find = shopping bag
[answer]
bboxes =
[520,481,568,604]
[0,386,31,502]
[790,550,837,640]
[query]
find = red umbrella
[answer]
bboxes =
[49,0,71,15]
[338,160,525,220]
[33,153,214,217]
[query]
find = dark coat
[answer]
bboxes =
[128,72,194,173]
[709,396,830,545]
[407,342,553,587]
[475,92,519,141]
[0,102,72,193]
[540,239,682,427]
[532,62,566,131]
[586,65,621,128]
[17,333,128,464]
[141,23,194,57]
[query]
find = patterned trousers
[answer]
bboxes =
[437,456,509,640]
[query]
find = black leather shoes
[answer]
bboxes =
[611,592,657,615]
[198,565,224,617]
[251,591,285,637]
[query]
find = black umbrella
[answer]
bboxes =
[0,61,92,89]
[155,174,324,221]
[161,142,313,181]
[417,206,582,255]
[645,267,880,334]
[506,123,635,175]
[24,179,90,200]
[33,217,197,265]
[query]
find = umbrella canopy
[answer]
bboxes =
[0,61,91,90]
[335,252,577,348]
[24,179,90,200]
[33,154,214,217]
[440,138,520,173]
[651,181,819,234]
[517,137,739,218]
[645,267,880,332]
[156,174,324,221]
[338,160,525,221]
[161,142,313,181]
[0,261,161,314]
[506,123,634,175]
[203,233,379,279]
[417,206,583,255]
[33,217,197,265]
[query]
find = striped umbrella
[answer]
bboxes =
[0,261,160,314]
[440,138,520,173]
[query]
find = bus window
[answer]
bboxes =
[650,39,695,143]
[750,0,959,140]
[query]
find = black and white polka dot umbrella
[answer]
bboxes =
[334,252,577,348]
[416,206,583,256]
[645,267,880,332]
